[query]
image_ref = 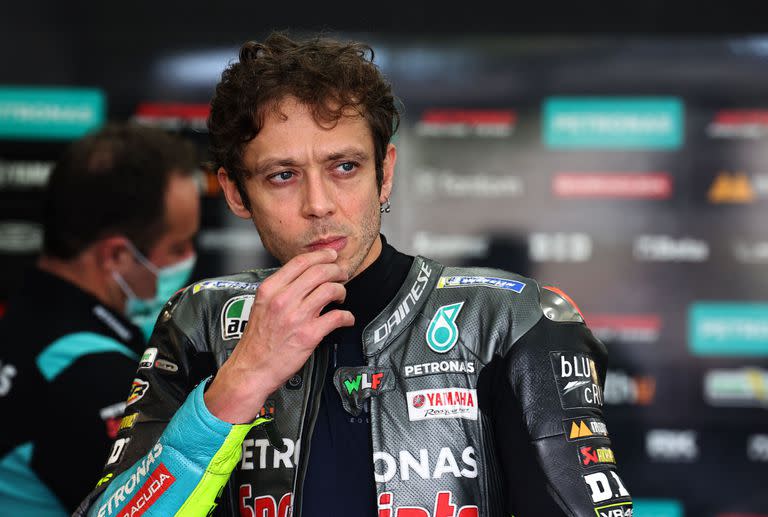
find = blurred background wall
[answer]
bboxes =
[0,3,766,516]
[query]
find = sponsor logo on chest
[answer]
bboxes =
[221,295,254,340]
[373,446,477,483]
[378,490,478,517]
[404,360,475,378]
[426,302,464,353]
[407,387,478,421]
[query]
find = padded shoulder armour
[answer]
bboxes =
[539,286,584,324]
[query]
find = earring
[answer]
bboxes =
[380,197,391,213]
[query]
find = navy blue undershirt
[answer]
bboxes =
[301,235,413,517]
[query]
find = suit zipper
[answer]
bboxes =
[290,342,329,516]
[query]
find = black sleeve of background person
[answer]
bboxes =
[31,352,139,512]
[491,316,620,517]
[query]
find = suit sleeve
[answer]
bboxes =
[491,286,633,517]
[73,289,272,517]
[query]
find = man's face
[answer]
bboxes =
[122,173,200,299]
[221,97,395,280]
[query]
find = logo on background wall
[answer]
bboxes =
[633,235,709,263]
[689,303,768,357]
[412,233,489,261]
[747,434,768,462]
[708,172,756,203]
[426,302,464,353]
[704,368,768,407]
[543,97,683,149]
[733,240,768,264]
[412,167,524,199]
[553,172,673,199]
[587,314,661,345]
[416,108,517,138]
[0,160,53,189]
[646,429,698,462]
[529,232,592,262]
[604,370,657,406]
[631,499,682,517]
[132,102,210,131]
[707,109,768,139]
[0,221,43,254]
[221,295,255,340]
[0,87,105,139]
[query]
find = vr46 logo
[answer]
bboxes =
[221,295,254,340]
[378,491,478,517]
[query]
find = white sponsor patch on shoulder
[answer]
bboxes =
[437,275,525,293]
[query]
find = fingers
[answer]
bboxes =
[284,262,348,301]
[313,309,355,339]
[303,281,347,316]
[265,248,339,289]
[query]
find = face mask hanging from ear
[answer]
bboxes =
[112,241,197,342]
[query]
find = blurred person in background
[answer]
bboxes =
[75,32,630,517]
[0,123,200,515]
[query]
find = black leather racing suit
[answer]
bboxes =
[75,254,632,517]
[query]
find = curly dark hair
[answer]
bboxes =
[207,31,400,211]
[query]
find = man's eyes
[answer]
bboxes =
[267,171,295,183]
[266,162,359,183]
[336,161,359,174]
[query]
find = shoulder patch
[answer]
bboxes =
[540,286,584,323]
[437,275,525,293]
[191,279,260,294]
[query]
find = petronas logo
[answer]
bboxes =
[426,302,464,353]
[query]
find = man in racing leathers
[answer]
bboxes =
[74,32,632,517]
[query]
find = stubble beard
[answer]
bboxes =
[252,197,382,281]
